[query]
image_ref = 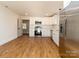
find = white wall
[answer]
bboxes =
[17,18,23,37]
[60,1,79,44]
[0,5,19,45]
[66,14,79,42]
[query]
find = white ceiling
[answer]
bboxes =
[0,1,63,17]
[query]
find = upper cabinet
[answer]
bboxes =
[52,15,59,25]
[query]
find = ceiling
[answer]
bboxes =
[64,1,79,10]
[0,1,63,17]
[60,1,79,16]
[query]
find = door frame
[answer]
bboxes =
[22,20,30,35]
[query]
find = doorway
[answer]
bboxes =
[22,20,29,35]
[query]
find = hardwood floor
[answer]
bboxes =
[0,35,60,58]
[59,37,79,58]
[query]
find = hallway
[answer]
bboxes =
[0,35,60,58]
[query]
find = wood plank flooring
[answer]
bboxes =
[0,35,60,58]
[59,37,79,58]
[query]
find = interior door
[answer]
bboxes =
[22,20,29,35]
